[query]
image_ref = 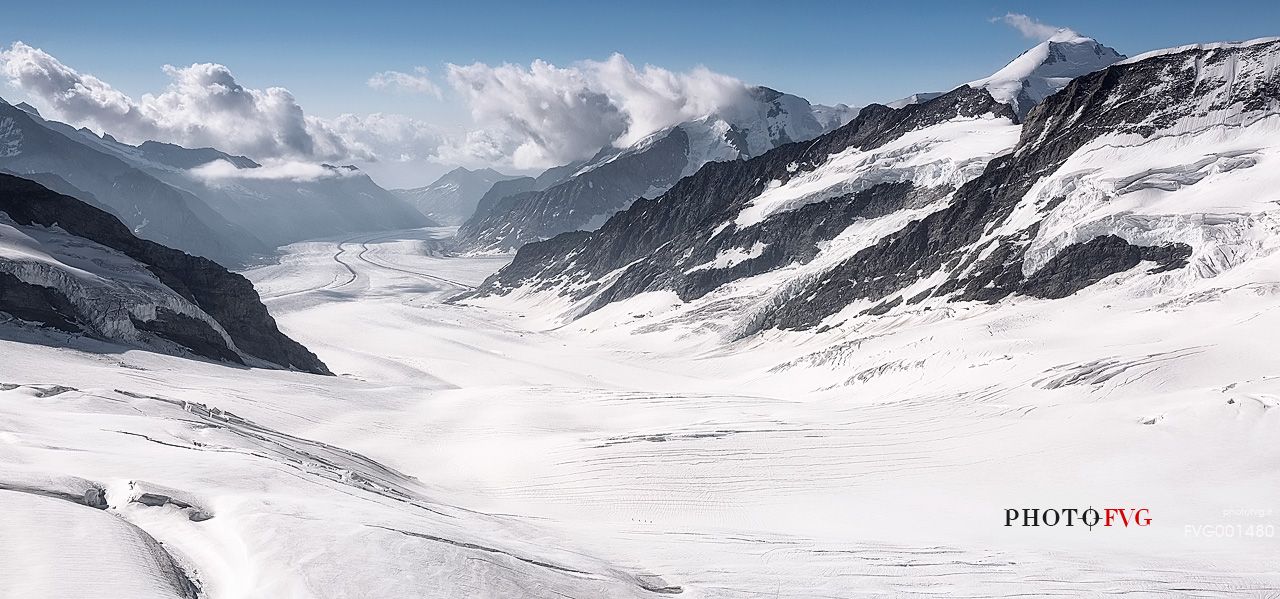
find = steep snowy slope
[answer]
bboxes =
[0,173,329,373]
[0,100,266,265]
[471,38,1280,341]
[456,87,857,251]
[393,167,523,225]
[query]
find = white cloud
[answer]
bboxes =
[188,158,357,182]
[326,112,443,163]
[994,13,1078,42]
[0,42,327,158]
[0,41,442,169]
[367,67,442,99]
[442,53,751,169]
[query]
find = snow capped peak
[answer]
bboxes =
[969,34,1125,118]
[1046,29,1090,44]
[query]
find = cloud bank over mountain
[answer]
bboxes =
[0,42,443,172]
[1,42,765,178]
[441,53,751,169]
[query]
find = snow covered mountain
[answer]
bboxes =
[969,31,1124,118]
[393,167,524,225]
[455,34,1120,255]
[889,32,1124,118]
[0,172,329,373]
[455,87,857,251]
[470,38,1280,340]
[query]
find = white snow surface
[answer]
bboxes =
[684,241,767,273]
[1,225,1277,597]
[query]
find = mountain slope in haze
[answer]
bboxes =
[468,160,585,225]
[60,129,434,250]
[4,101,433,258]
[469,38,1279,341]
[0,172,330,373]
[455,87,857,251]
[392,167,523,226]
[0,100,266,265]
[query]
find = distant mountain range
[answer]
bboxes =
[0,100,430,265]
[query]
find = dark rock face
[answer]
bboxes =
[457,87,850,253]
[456,128,691,250]
[474,41,1279,332]
[1018,235,1191,299]
[0,271,81,333]
[0,173,331,374]
[83,488,108,509]
[132,307,245,365]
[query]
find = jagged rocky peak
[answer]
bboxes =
[0,172,331,374]
[470,38,1280,339]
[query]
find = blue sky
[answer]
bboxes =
[1,0,1276,185]
[4,0,1276,116]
